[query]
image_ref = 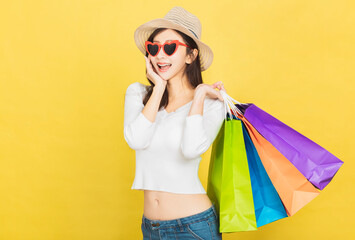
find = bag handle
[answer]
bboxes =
[219,90,244,119]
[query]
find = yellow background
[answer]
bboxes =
[0,0,353,239]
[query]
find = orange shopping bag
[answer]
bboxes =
[237,113,320,216]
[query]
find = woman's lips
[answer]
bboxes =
[158,65,171,72]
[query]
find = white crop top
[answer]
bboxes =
[123,82,225,194]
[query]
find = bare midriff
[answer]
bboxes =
[143,190,213,221]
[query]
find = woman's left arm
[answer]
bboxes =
[180,82,225,159]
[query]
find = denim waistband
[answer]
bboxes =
[142,203,218,230]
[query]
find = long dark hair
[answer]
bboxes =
[142,28,203,110]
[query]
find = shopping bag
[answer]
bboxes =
[207,117,257,232]
[240,117,288,227]
[207,113,288,232]
[241,113,320,216]
[220,90,322,216]
[236,103,344,190]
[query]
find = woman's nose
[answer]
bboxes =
[157,46,168,57]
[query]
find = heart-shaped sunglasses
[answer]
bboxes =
[145,40,191,57]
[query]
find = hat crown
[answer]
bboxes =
[163,6,201,40]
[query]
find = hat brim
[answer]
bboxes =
[134,18,213,71]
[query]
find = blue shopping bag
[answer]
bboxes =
[240,116,288,227]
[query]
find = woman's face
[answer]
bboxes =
[148,29,192,81]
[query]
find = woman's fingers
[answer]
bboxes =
[215,89,224,101]
[144,56,157,84]
[210,81,225,92]
[210,82,225,101]
[205,87,224,101]
[215,82,226,91]
[220,83,226,91]
[211,81,222,88]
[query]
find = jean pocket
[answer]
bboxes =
[186,218,214,240]
[141,221,151,240]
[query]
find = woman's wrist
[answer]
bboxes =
[153,83,166,95]
[193,87,206,100]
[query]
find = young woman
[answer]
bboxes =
[124,6,226,239]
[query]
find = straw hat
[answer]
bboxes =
[134,6,214,71]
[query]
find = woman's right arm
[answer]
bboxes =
[124,55,167,150]
[123,82,165,150]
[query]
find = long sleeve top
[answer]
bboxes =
[123,82,225,194]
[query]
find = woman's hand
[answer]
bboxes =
[195,81,225,101]
[144,55,167,88]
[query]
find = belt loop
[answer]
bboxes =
[176,219,184,232]
[142,215,146,230]
[143,215,150,230]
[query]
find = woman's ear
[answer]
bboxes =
[186,49,198,64]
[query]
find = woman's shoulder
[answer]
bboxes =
[126,82,149,95]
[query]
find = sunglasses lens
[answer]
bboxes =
[147,44,159,56]
[164,43,176,56]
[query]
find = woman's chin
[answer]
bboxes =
[158,73,170,81]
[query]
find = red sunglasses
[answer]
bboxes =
[145,40,191,57]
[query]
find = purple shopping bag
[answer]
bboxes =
[236,103,343,190]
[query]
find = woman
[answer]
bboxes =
[124,6,225,239]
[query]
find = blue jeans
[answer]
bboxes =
[141,203,222,240]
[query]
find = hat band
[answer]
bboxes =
[188,29,198,39]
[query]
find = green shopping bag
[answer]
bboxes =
[207,117,257,233]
